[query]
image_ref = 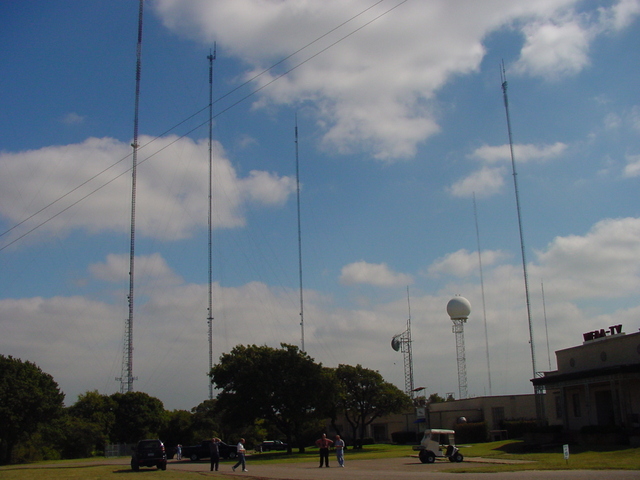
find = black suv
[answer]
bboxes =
[131,439,167,471]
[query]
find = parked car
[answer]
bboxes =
[131,439,167,471]
[258,440,288,452]
[181,440,237,461]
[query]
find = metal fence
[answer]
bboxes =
[105,443,133,457]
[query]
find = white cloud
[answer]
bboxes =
[5,216,640,408]
[606,0,640,30]
[239,170,296,206]
[340,261,413,287]
[533,217,640,299]
[512,19,591,79]
[629,106,640,132]
[61,112,85,125]
[448,165,506,198]
[0,136,295,245]
[604,112,622,130]
[428,249,509,277]
[471,142,568,164]
[449,142,567,198]
[89,253,183,286]
[623,154,640,177]
[153,0,633,160]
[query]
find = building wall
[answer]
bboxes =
[555,329,639,374]
[428,395,537,431]
[324,394,537,443]
[536,329,640,433]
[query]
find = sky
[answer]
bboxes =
[1,0,639,412]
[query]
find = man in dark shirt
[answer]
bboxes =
[209,437,220,471]
[315,433,333,467]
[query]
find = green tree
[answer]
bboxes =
[0,355,65,464]
[428,392,446,404]
[334,364,411,448]
[189,399,222,442]
[66,390,116,454]
[159,409,194,451]
[211,344,334,452]
[52,415,104,459]
[109,391,167,444]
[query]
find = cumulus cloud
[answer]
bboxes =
[512,19,591,79]
[448,166,506,198]
[472,142,568,164]
[623,154,640,177]
[532,217,640,298]
[152,0,636,160]
[0,136,295,245]
[5,216,640,408]
[340,261,413,287]
[89,253,183,286]
[428,248,509,277]
[448,142,567,198]
[61,112,85,125]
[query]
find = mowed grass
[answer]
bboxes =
[0,441,638,479]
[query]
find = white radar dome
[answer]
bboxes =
[447,296,471,320]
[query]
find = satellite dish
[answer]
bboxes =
[391,335,401,352]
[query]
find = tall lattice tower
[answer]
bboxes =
[118,0,144,394]
[391,291,415,398]
[447,296,471,400]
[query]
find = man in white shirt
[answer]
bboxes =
[232,438,247,472]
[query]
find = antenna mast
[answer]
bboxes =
[207,45,216,400]
[501,62,544,420]
[391,287,414,398]
[404,288,415,397]
[542,281,551,370]
[295,115,305,352]
[119,0,144,394]
[473,193,492,396]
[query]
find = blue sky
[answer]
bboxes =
[1,0,639,411]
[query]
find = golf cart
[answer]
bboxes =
[412,428,463,463]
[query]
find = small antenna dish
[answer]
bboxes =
[391,335,401,352]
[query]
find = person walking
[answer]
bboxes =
[232,438,247,472]
[334,435,345,467]
[315,433,333,467]
[209,437,220,471]
[176,444,182,461]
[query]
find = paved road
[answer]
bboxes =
[163,456,639,480]
[5,456,638,479]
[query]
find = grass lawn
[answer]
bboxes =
[0,441,637,479]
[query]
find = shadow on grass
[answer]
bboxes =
[494,441,632,455]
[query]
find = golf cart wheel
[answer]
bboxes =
[453,452,463,462]
[419,450,435,464]
[190,454,199,461]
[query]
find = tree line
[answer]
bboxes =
[0,344,412,465]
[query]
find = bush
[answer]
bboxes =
[579,424,625,435]
[455,422,487,444]
[391,431,417,444]
[501,419,538,439]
